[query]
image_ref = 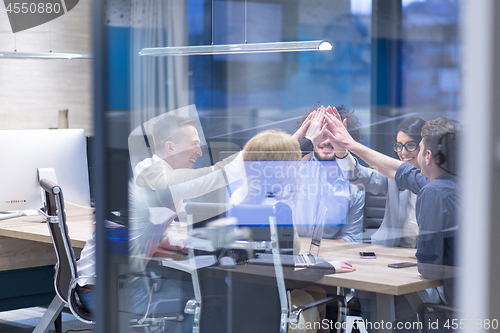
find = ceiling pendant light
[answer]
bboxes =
[139,0,332,57]
[140,40,332,57]
[1,23,91,60]
[0,51,91,59]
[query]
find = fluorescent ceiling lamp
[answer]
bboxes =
[140,40,332,56]
[0,51,92,60]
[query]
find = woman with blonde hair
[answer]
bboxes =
[242,129,302,162]
[232,129,354,333]
[233,130,302,206]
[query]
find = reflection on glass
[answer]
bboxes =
[95,0,463,331]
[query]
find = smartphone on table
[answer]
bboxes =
[359,252,376,259]
[388,262,417,268]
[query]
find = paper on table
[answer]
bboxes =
[187,236,215,252]
[162,255,217,273]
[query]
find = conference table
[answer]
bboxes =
[157,234,442,333]
[299,237,440,294]
[209,238,442,333]
[0,209,442,332]
[299,238,441,333]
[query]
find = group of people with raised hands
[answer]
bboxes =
[75,105,460,332]
[290,105,459,330]
[302,105,459,307]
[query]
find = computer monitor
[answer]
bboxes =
[0,129,91,213]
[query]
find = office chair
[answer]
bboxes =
[185,201,344,333]
[33,179,93,333]
[362,192,386,243]
[416,302,456,333]
[35,179,193,333]
[262,203,343,333]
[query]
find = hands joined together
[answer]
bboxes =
[292,105,357,157]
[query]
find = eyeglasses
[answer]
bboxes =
[392,140,419,153]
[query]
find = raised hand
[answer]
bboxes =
[324,111,355,152]
[305,106,328,145]
[292,111,315,141]
[324,105,343,124]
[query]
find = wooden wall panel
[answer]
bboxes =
[0,1,93,134]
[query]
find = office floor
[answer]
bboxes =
[0,307,93,333]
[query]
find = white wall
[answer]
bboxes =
[461,0,500,330]
[0,0,92,134]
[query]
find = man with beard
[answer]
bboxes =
[292,105,365,242]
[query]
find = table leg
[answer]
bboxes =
[375,293,395,333]
[337,287,345,333]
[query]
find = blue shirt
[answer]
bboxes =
[294,156,365,242]
[395,163,459,305]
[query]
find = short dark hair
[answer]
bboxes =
[396,117,426,143]
[295,104,362,143]
[421,118,461,174]
[152,113,196,156]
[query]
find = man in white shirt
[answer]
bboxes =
[134,114,242,215]
[76,113,243,332]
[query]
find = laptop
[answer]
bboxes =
[247,220,325,267]
[247,201,327,267]
[184,201,326,267]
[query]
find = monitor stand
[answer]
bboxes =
[0,212,24,221]
[0,210,41,221]
[0,168,60,222]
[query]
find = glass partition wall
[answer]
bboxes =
[92,0,464,332]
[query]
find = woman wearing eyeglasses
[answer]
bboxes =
[340,117,427,248]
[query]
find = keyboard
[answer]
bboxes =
[247,252,318,267]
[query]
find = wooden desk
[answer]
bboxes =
[0,212,439,331]
[200,238,441,296]
[0,208,94,312]
[0,207,94,250]
[204,238,442,333]
[300,238,442,295]
[303,238,442,332]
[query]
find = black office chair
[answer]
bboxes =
[33,179,93,333]
[362,192,386,243]
[35,179,191,333]
[416,302,456,333]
